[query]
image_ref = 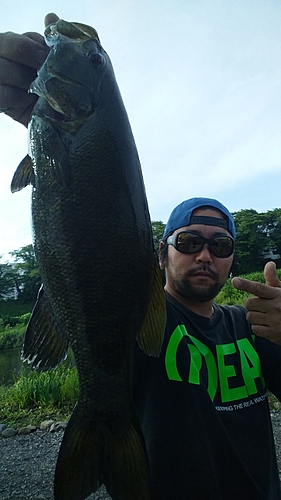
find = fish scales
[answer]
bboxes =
[11,18,166,500]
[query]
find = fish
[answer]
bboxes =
[11,18,166,500]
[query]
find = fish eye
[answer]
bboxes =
[88,52,104,65]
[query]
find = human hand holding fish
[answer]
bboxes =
[0,13,58,126]
[232,261,281,345]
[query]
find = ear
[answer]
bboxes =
[229,252,238,277]
[159,240,166,269]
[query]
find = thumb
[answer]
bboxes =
[44,13,59,28]
[264,261,281,288]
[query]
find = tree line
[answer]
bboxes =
[0,245,40,303]
[0,208,280,302]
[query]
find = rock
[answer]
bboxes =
[50,421,68,432]
[18,425,37,435]
[0,423,7,432]
[40,419,55,431]
[2,427,17,438]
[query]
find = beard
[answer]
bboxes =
[166,265,226,303]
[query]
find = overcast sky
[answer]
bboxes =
[0,0,281,258]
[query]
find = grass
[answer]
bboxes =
[0,364,78,428]
[0,324,25,350]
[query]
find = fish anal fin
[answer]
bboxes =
[137,252,166,357]
[22,285,69,370]
[11,154,34,193]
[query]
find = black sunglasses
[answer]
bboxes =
[167,231,234,258]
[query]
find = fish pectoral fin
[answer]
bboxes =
[22,285,69,370]
[11,154,35,192]
[137,252,166,357]
[30,114,72,187]
[54,404,151,500]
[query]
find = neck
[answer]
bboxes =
[165,285,214,318]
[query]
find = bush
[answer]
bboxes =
[18,313,31,325]
[216,279,247,306]
[11,365,78,408]
[0,312,31,351]
[2,315,20,328]
[0,364,78,427]
[0,324,25,350]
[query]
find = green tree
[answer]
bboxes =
[264,208,281,257]
[151,220,166,249]
[0,261,17,299]
[232,209,269,274]
[9,245,41,302]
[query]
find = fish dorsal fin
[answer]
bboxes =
[11,154,34,192]
[22,285,69,370]
[137,252,166,357]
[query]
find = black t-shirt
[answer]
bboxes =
[132,293,281,499]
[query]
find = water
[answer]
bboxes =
[0,348,23,384]
[0,348,75,385]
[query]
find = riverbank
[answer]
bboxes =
[0,424,112,500]
[1,411,281,500]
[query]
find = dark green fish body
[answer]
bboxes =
[11,19,166,500]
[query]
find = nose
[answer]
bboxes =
[195,243,213,263]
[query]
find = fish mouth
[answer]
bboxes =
[40,101,70,122]
[29,76,92,123]
[29,77,70,121]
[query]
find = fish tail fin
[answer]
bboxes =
[103,412,151,500]
[54,404,151,500]
[54,404,102,500]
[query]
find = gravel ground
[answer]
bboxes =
[1,413,281,500]
[272,411,281,477]
[0,429,111,500]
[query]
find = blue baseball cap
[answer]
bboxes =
[163,197,236,239]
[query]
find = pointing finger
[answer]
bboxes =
[44,13,60,28]
[231,276,280,299]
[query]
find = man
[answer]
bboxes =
[133,197,281,499]
[1,15,281,499]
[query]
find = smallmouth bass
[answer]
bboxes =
[11,17,166,500]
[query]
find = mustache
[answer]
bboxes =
[185,265,219,281]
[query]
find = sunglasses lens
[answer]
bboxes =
[176,233,203,253]
[210,237,233,257]
[175,233,233,258]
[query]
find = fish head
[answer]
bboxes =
[30,19,108,126]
